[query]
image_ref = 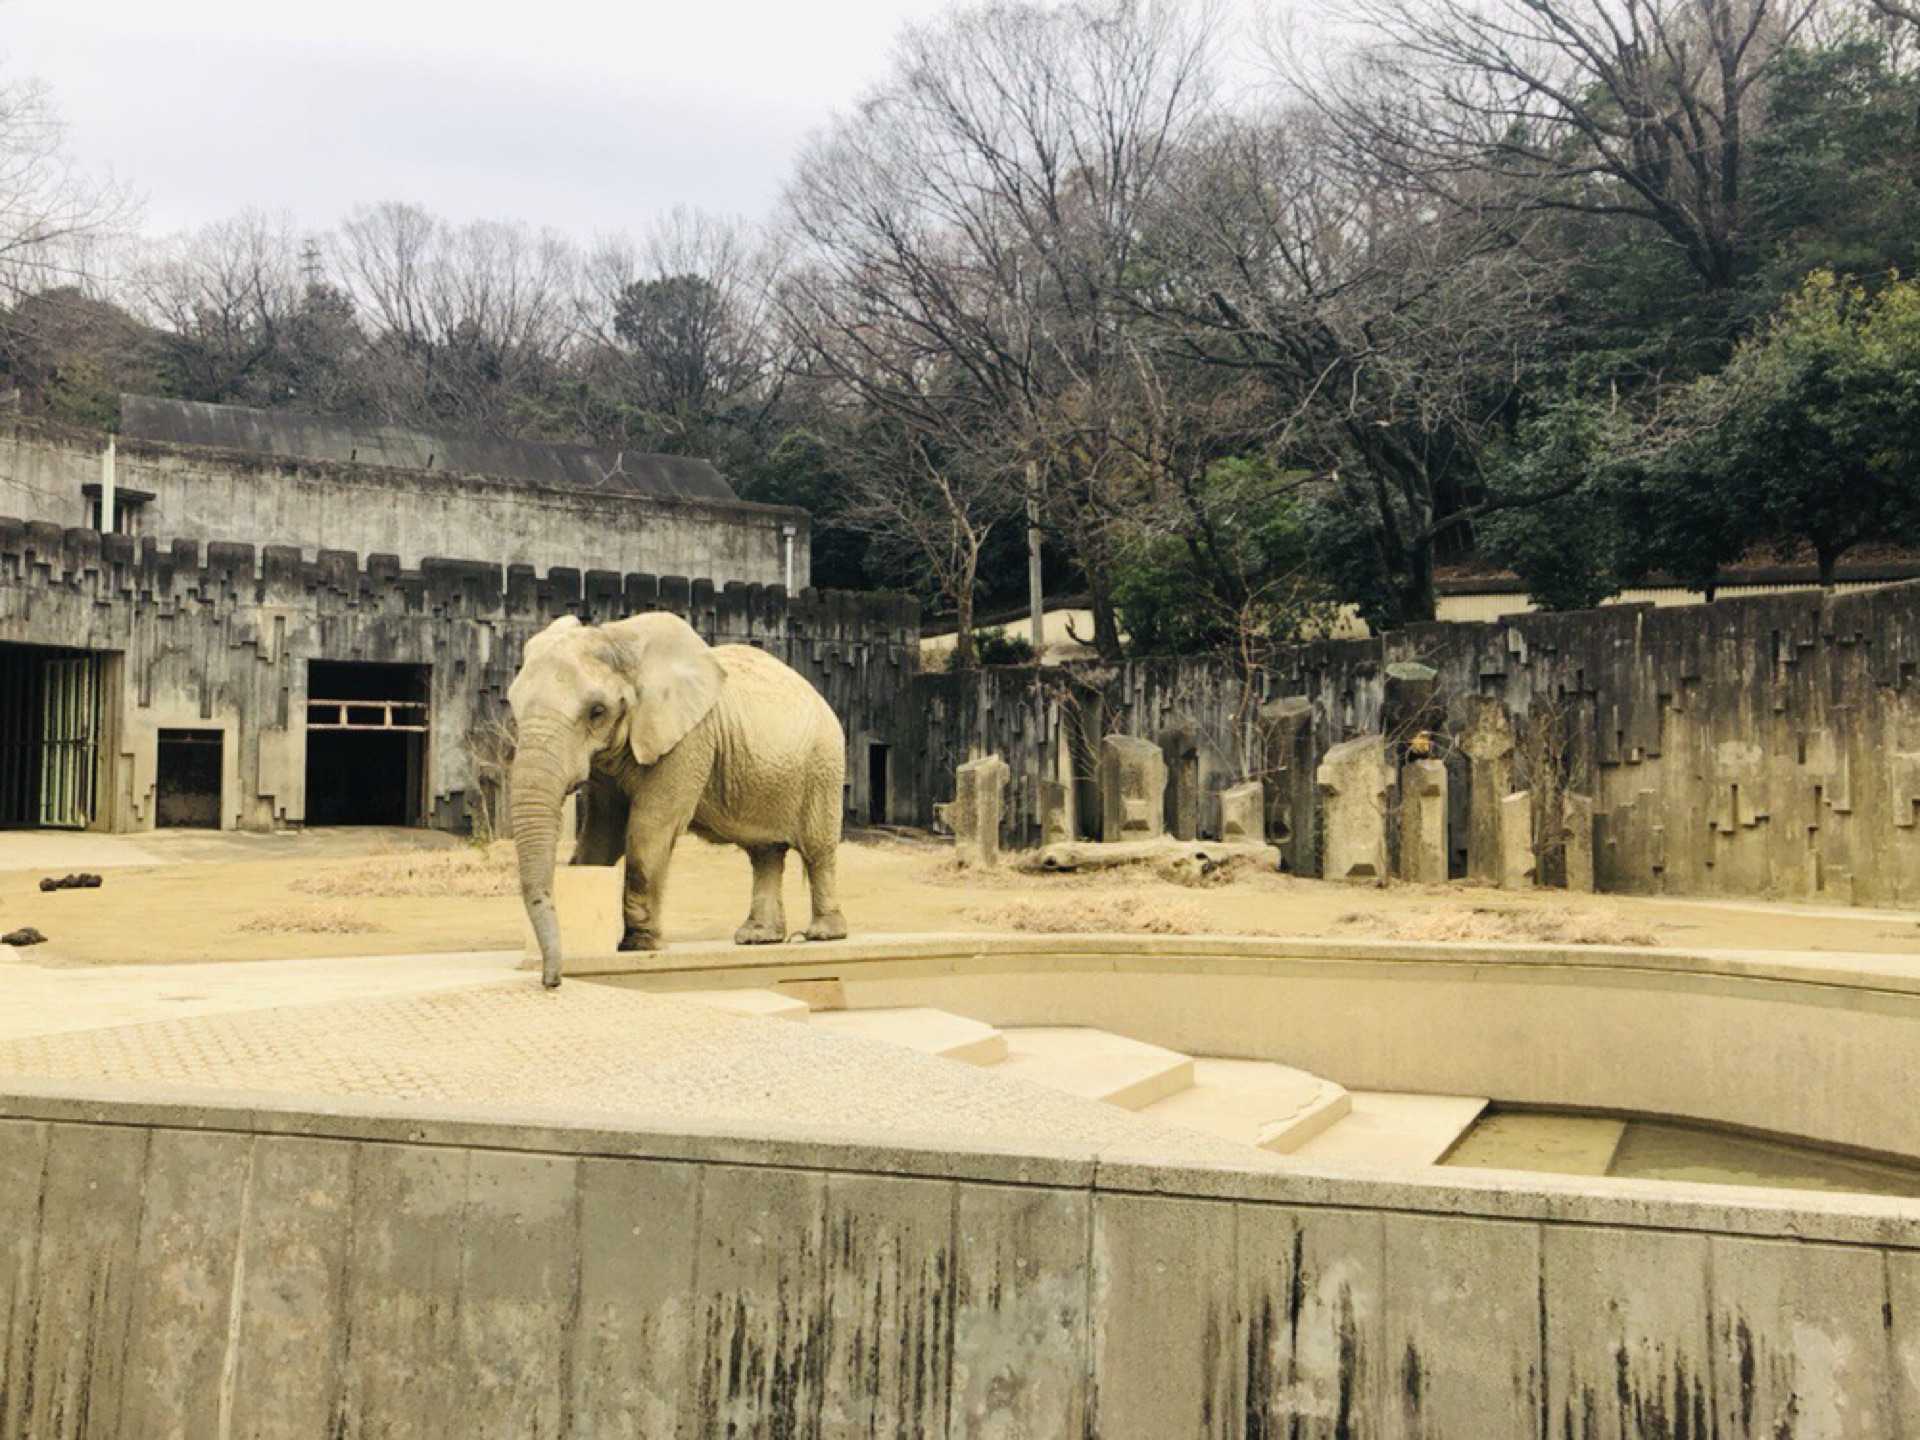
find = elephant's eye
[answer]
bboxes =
[588,703,608,723]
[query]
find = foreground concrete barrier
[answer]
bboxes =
[2,1081,1918,1438]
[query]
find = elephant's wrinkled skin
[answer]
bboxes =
[508,612,849,987]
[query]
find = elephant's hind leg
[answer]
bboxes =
[735,844,788,944]
[799,840,848,941]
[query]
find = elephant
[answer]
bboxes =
[508,611,849,988]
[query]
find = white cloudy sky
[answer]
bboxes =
[5,0,976,241]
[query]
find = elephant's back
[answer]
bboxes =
[690,646,843,844]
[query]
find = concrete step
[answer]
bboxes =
[1139,1058,1351,1153]
[993,1027,1194,1110]
[671,989,812,1022]
[1288,1092,1489,1170]
[808,1007,1009,1064]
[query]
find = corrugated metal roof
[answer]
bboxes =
[118,395,738,503]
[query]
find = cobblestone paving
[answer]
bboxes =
[0,979,1284,1164]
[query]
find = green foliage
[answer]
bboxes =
[1667,270,1920,579]
[1113,457,1334,654]
[940,627,1038,670]
[1478,399,1630,611]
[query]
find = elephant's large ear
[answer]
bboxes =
[609,614,725,766]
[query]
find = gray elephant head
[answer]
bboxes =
[507,613,725,987]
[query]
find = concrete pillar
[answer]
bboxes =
[952,753,1010,869]
[1257,697,1316,873]
[1500,790,1536,889]
[1398,758,1449,884]
[1099,735,1167,843]
[1317,736,1391,881]
[1219,781,1265,843]
[1461,699,1517,882]
[1158,726,1201,841]
[1564,792,1595,892]
[1040,780,1074,847]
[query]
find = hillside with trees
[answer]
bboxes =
[4,0,1919,655]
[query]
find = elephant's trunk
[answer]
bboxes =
[511,730,572,989]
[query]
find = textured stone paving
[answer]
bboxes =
[0,978,1286,1164]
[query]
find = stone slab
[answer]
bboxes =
[671,987,812,1021]
[1140,1057,1351,1154]
[1092,1192,1237,1437]
[1318,735,1391,881]
[995,1026,1195,1110]
[809,1006,1009,1064]
[951,1183,1092,1435]
[1290,1093,1488,1169]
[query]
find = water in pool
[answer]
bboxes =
[1443,1110,1920,1199]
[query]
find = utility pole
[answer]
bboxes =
[1026,461,1044,651]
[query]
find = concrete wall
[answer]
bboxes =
[2,1084,1917,1438]
[908,583,1920,906]
[0,519,916,832]
[0,420,810,588]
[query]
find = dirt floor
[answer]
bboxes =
[4,826,1920,966]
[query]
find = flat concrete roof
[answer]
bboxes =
[119,394,739,503]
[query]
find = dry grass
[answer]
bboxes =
[1341,903,1657,947]
[969,894,1220,935]
[239,902,385,935]
[292,843,518,899]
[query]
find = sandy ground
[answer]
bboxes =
[4,826,1920,966]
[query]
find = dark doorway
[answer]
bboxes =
[867,742,891,826]
[0,642,101,829]
[156,730,223,827]
[304,661,430,826]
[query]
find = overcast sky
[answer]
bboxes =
[5,0,971,241]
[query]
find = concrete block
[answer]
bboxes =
[336,1142,472,1436]
[1563,791,1595,892]
[1317,735,1391,881]
[1499,790,1536,889]
[17,1121,148,1440]
[1101,734,1168,842]
[686,1164,829,1434]
[0,1121,49,1440]
[1219,780,1265,843]
[1238,1205,1386,1439]
[953,753,1011,869]
[1258,696,1316,873]
[119,1130,253,1438]
[1160,725,1201,840]
[951,1185,1091,1436]
[451,1151,580,1436]
[1461,699,1516,883]
[1092,1193,1236,1438]
[1380,1214,1541,1438]
[1542,1227,1712,1440]
[224,1136,356,1440]
[818,1174,956,1436]
[1040,778,1075,846]
[1891,1250,1920,1432]
[569,1157,700,1438]
[1398,758,1448,883]
[1708,1236,1894,1439]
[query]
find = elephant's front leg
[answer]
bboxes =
[619,815,679,952]
[734,844,788,944]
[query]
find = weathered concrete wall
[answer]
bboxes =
[0,420,810,588]
[909,583,1920,906]
[0,519,915,832]
[1,1086,1917,1438]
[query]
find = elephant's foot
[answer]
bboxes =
[618,928,664,952]
[803,912,849,942]
[733,919,787,945]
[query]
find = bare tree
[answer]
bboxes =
[0,75,135,301]
[1300,0,1825,290]
[1140,107,1563,624]
[573,208,784,452]
[131,211,307,402]
[779,0,1218,659]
